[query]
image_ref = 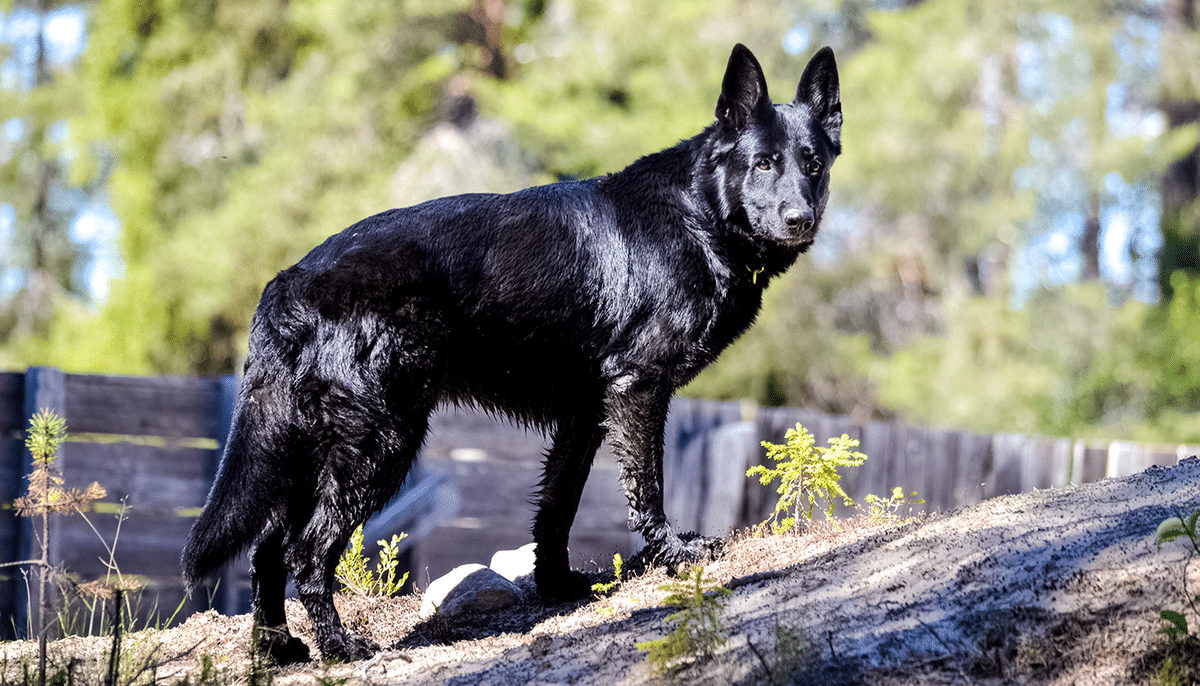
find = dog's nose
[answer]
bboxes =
[783,207,814,231]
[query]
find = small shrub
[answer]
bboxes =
[636,565,732,677]
[335,525,409,597]
[1150,655,1189,686]
[247,625,275,686]
[312,669,349,686]
[7,410,109,686]
[864,487,925,523]
[1147,509,1200,684]
[748,424,866,534]
[591,553,624,596]
[1155,511,1199,640]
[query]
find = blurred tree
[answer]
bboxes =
[0,1,100,345]
[7,0,823,379]
[839,2,1031,301]
[7,0,507,373]
[478,0,793,180]
[1158,0,1200,299]
[798,1,1200,440]
[686,0,1200,444]
[6,0,1199,446]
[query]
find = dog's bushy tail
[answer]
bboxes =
[181,409,281,593]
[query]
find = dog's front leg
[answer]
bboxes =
[604,383,721,573]
[532,408,607,601]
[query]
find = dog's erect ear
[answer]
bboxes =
[716,44,771,131]
[795,46,842,148]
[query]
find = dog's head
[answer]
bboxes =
[710,44,841,250]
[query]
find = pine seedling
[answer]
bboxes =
[11,410,105,685]
[748,424,866,534]
[335,524,409,596]
[864,487,925,523]
[1155,510,1200,642]
[591,553,624,595]
[636,565,732,677]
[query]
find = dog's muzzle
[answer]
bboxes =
[783,207,814,234]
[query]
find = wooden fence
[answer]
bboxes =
[1,368,1194,638]
[0,367,440,639]
[0,368,237,639]
[662,399,1195,536]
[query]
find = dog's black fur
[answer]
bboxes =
[182,44,841,664]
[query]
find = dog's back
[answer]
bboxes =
[269,171,751,421]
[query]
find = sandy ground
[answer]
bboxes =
[4,457,1198,685]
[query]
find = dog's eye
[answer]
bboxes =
[755,159,772,171]
[807,159,823,176]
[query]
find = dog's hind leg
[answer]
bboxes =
[250,528,311,664]
[290,482,383,663]
[288,351,440,662]
[604,382,721,574]
[532,407,607,601]
[279,255,446,662]
[288,409,433,662]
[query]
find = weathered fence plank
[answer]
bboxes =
[924,428,959,513]
[854,421,897,512]
[663,398,746,536]
[18,368,68,637]
[63,441,213,516]
[988,433,1025,498]
[0,373,22,433]
[63,374,224,439]
[703,422,756,535]
[899,425,931,509]
[0,372,24,635]
[1073,442,1108,484]
[1035,436,1074,491]
[1107,441,1181,478]
[412,405,635,585]
[953,431,993,509]
[0,428,22,634]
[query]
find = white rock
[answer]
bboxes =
[419,563,522,619]
[489,542,537,582]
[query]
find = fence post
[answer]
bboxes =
[18,367,66,639]
[215,375,238,456]
[213,374,243,615]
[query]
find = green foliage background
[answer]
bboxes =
[3,0,1200,443]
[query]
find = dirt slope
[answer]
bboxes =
[6,457,1198,685]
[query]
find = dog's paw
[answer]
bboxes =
[256,627,312,665]
[654,531,724,575]
[319,632,380,664]
[535,567,593,602]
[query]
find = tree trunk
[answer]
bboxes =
[1158,0,1200,300]
[38,509,48,686]
[13,0,60,339]
[1082,196,1102,281]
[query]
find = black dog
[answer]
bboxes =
[182,43,841,663]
